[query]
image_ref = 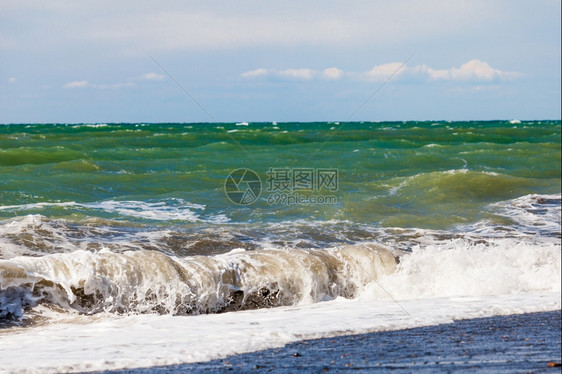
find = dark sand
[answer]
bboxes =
[94,310,561,373]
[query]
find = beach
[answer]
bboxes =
[94,310,562,373]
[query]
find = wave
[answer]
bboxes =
[0,193,560,323]
[0,244,397,319]
[0,214,241,260]
[0,198,229,223]
[387,169,543,199]
[490,193,561,235]
[1,236,560,322]
[371,239,560,300]
[0,147,88,166]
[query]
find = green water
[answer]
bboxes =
[0,121,560,229]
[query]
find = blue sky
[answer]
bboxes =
[1,0,560,123]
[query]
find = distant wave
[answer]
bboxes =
[0,198,230,223]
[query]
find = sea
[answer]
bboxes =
[0,120,560,373]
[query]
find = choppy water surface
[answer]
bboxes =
[0,121,560,373]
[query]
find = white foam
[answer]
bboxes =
[0,292,558,373]
[69,123,109,128]
[1,235,559,320]
[0,199,209,222]
[0,244,397,318]
[0,215,80,258]
[1,254,560,373]
[491,193,561,234]
[84,200,205,221]
[0,202,76,211]
[370,238,561,300]
[422,143,442,148]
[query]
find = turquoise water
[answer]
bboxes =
[0,121,559,230]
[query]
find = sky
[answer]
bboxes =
[1,0,560,123]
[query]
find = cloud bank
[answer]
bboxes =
[241,60,519,83]
[417,60,519,81]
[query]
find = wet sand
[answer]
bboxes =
[93,310,561,373]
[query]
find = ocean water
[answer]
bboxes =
[0,121,560,372]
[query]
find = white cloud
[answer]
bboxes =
[323,67,344,80]
[421,59,519,81]
[8,77,17,84]
[63,80,90,88]
[278,68,316,80]
[241,68,269,78]
[365,63,405,81]
[241,60,519,83]
[63,80,134,89]
[241,68,318,80]
[141,72,165,81]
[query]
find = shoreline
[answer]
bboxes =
[92,310,561,373]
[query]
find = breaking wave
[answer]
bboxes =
[0,244,396,319]
[0,193,560,323]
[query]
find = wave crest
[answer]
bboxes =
[0,244,397,320]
